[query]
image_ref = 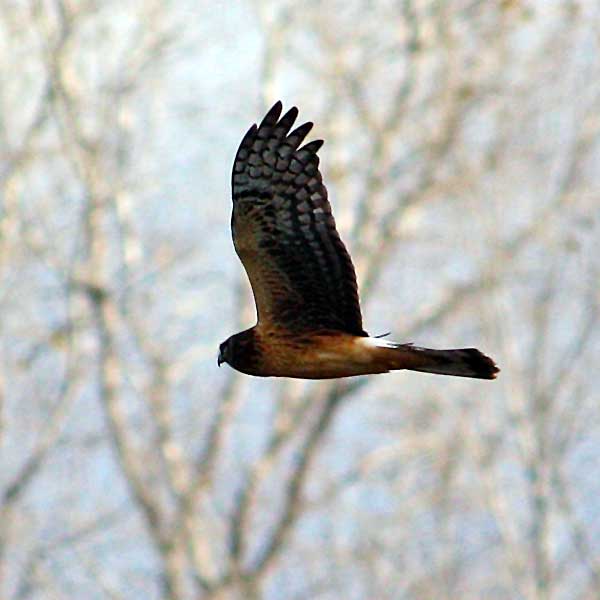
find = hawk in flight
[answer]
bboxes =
[218,102,499,380]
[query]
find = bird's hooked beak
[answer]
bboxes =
[217,349,224,367]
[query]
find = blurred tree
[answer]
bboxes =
[0,1,599,599]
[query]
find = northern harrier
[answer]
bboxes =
[218,102,499,380]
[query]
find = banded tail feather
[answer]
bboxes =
[369,339,499,380]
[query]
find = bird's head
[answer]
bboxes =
[218,337,233,367]
[218,329,257,373]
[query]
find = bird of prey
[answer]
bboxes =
[218,102,499,380]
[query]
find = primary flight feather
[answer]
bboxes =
[218,102,499,380]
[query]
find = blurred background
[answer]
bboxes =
[1,1,599,598]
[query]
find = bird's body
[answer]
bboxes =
[218,102,499,381]
[226,328,379,379]
[223,326,497,380]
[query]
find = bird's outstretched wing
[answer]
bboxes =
[231,101,365,335]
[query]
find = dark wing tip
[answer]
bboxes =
[290,121,313,136]
[287,122,314,149]
[276,106,300,135]
[240,123,258,146]
[298,139,324,154]
[282,105,299,122]
[260,101,284,128]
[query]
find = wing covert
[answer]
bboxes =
[231,101,365,335]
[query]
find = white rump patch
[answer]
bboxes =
[360,337,398,349]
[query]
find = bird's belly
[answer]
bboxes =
[259,335,384,379]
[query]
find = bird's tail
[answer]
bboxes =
[371,340,499,380]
